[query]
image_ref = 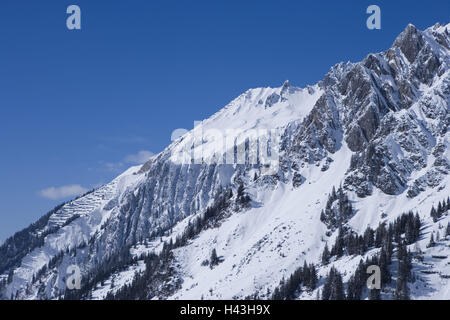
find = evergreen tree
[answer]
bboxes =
[308,264,318,290]
[437,202,443,217]
[236,183,251,206]
[375,223,387,248]
[379,247,391,285]
[346,273,363,300]
[331,186,337,199]
[333,270,345,300]
[427,233,436,248]
[363,227,375,248]
[414,213,421,241]
[270,260,316,299]
[430,206,438,222]
[210,248,219,267]
[333,228,345,257]
[322,267,345,300]
[321,186,354,230]
[395,241,412,300]
[384,232,394,261]
[321,244,330,265]
[7,269,14,284]
[394,278,410,300]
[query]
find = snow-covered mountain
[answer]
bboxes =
[1,23,449,300]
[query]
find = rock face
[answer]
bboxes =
[282,23,449,198]
[0,23,449,300]
[394,24,426,64]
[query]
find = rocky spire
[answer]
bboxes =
[393,23,425,63]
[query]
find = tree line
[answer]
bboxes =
[271,261,318,300]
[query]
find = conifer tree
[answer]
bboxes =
[395,241,412,300]
[322,267,345,300]
[321,244,330,265]
[430,206,438,222]
[210,248,219,267]
[427,233,436,248]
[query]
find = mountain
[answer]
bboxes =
[1,22,449,300]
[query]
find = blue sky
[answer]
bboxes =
[0,0,448,242]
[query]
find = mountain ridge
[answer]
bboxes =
[1,22,449,300]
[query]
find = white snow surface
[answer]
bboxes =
[4,165,145,299]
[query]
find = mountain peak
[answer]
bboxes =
[393,23,425,63]
[282,80,290,88]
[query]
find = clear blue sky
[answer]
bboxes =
[0,0,448,242]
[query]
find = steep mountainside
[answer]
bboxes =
[0,23,449,300]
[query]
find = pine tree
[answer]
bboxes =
[302,261,310,287]
[405,217,416,244]
[322,267,345,300]
[414,213,421,241]
[210,248,219,267]
[379,247,391,285]
[437,202,443,217]
[321,274,331,300]
[237,183,251,206]
[430,206,438,222]
[321,186,353,230]
[334,228,345,257]
[394,278,410,300]
[333,271,345,300]
[237,183,245,199]
[7,269,14,284]
[309,264,317,290]
[384,232,393,261]
[375,223,387,248]
[346,273,363,300]
[320,210,326,223]
[363,227,375,248]
[427,233,436,248]
[395,241,412,300]
[321,244,330,265]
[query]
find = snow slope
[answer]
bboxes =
[2,166,145,299]
[1,22,449,300]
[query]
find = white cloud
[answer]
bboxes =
[124,150,154,164]
[89,150,155,173]
[104,161,124,172]
[39,185,88,200]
